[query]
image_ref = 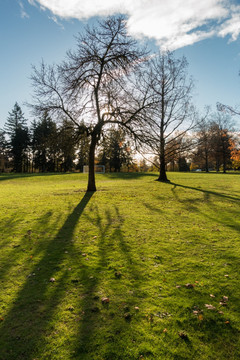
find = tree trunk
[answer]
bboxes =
[222,141,226,173]
[157,127,168,182]
[223,153,226,173]
[157,155,168,182]
[87,135,97,192]
[205,152,209,173]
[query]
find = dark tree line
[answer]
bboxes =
[0,102,238,176]
[0,103,135,174]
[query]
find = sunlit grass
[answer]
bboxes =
[0,172,239,359]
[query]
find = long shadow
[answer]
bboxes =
[0,211,55,284]
[169,182,240,203]
[0,172,157,182]
[104,172,157,180]
[0,172,70,182]
[72,205,146,359]
[170,182,240,234]
[71,206,115,356]
[0,192,94,360]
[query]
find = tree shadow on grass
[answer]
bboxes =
[169,182,240,203]
[72,205,147,359]
[169,182,240,234]
[0,195,145,360]
[104,172,157,180]
[0,211,55,285]
[0,172,69,182]
[0,192,94,360]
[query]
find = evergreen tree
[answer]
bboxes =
[32,112,58,172]
[4,103,29,172]
[76,128,90,172]
[58,119,76,172]
[98,128,133,172]
[0,131,8,172]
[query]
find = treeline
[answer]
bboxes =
[1,102,239,174]
[164,113,240,173]
[0,103,137,173]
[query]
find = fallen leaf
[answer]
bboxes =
[198,314,203,321]
[219,302,227,306]
[185,283,195,289]
[205,304,216,310]
[101,297,109,304]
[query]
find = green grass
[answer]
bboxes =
[0,171,239,360]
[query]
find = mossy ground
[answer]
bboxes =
[0,172,239,359]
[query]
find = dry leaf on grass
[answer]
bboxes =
[205,304,216,310]
[101,297,109,304]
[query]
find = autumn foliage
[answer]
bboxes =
[229,138,240,170]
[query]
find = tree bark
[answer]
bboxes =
[222,139,227,173]
[87,135,97,192]
[157,123,169,182]
[205,149,209,173]
[157,155,168,182]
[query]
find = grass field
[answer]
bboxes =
[0,172,239,360]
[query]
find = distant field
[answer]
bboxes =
[0,172,239,360]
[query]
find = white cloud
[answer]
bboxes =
[218,5,240,41]
[19,1,29,19]
[28,0,240,50]
[48,15,65,30]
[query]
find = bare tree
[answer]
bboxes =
[192,112,233,172]
[140,52,196,182]
[210,112,233,173]
[193,119,213,172]
[30,16,150,191]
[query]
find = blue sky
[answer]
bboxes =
[1,0,240,128]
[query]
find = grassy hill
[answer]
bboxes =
[0,172,239,359]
